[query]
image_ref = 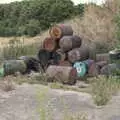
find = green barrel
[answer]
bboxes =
[3,60,27,75]
[73,62,87,77]
[0,67,5,77]
[109,49,120,64]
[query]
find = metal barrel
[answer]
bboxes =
[88,63,100,77]
[68,46,89,63]
[49,24,73,39]
[37,49,52,71]
[96,61,108,69]
[73,62,87,78]
[59,35,82,52]
[3,60,27,75]
[100,63,118,75]
[46,65,77,85]
[52,49,67,65]
[58,61,72,66]
[96,53,110,62]
[18,56,41,73]
[43,37,58,52]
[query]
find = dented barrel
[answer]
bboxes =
[46,65,77,85]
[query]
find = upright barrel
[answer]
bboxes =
[49,24,73,39]
[56,49,66,61]
[52,49,66,65]
[68,46,89,63]
[37,49,52,71]
[46,65,77,85]
[59,35,82,52]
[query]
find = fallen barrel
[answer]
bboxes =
[96,61,108,69]
[18,56,41,73]
[3,60,27,76]
[43,37,58,52]
[68,46,89,63]
[49,24,73,39]
[58,61,72,66]
[73,62,87,78]
[88,63,100,77]
[37,49,52,71]
[83,59,95,69]
[100,63,120,75]
[96,53,110,62]
[59,35,82,52]
[0,67,4,77]
[46,65,77,85]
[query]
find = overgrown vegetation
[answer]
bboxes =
[92,76,120,106]
[0,0,84,37]
[0,76,15,92]
[1,37,39,60]
[109,0,120,47]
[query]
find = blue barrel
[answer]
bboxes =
[73,62,87,77]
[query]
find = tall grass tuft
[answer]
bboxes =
[1,37,39,60]
[92,76,120,106]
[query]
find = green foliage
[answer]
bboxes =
[0,0,84,37]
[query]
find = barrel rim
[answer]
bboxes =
[49,25,62,39]
[43,37,56,52]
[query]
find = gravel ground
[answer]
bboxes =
[0,83,119,120]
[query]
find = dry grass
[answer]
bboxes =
[49,82,91,93]
[63,4,117,52]
[0,38,39,60]
[0,76,15,92]
[92,75,120,106]
[105,0,120,14]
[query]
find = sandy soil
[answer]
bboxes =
[0,83,119,120]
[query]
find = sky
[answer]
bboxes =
[0,0,106,5]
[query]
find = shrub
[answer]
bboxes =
[92,76,120,106]
[0,0,84,37]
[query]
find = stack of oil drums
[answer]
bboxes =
[37,24,99,85]
[1,24,119,85]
